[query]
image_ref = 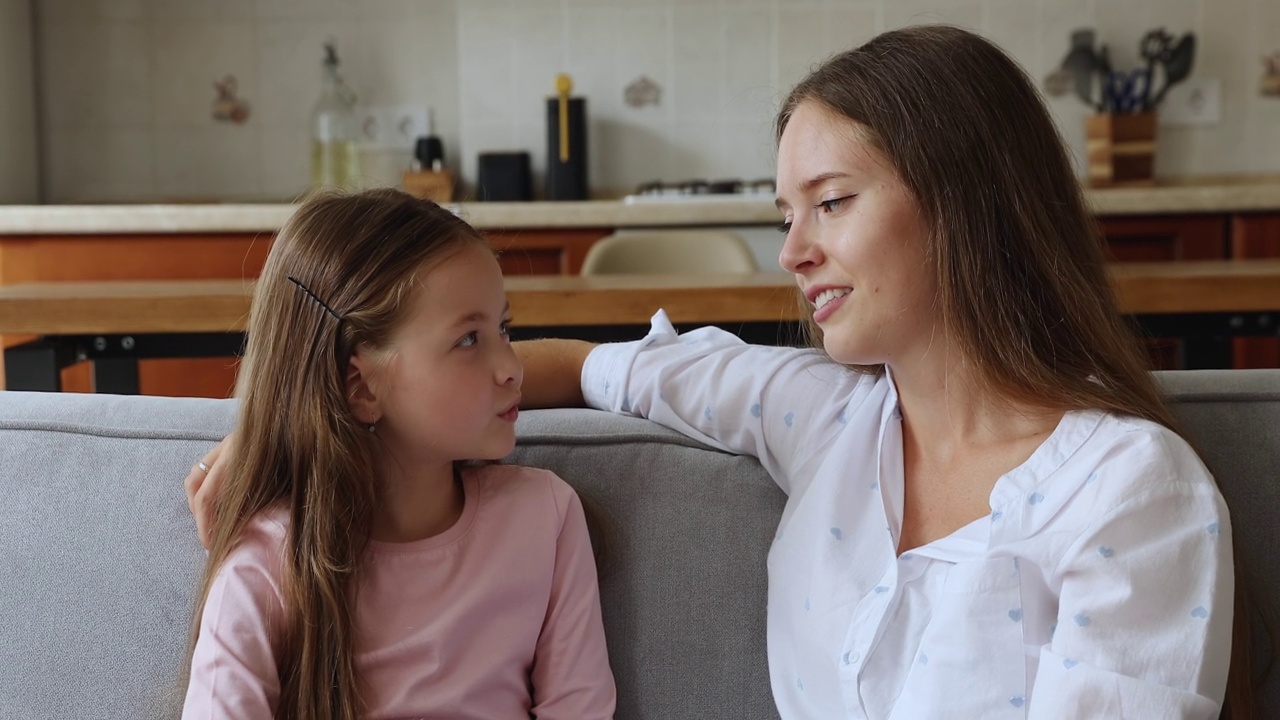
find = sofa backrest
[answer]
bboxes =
[0,368,1275,719]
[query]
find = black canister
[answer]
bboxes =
[546,91,588,201]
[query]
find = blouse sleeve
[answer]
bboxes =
[581,309,876,496]
[1028,444,1233,719]
[529,479,617,720]
[181,535,285,720]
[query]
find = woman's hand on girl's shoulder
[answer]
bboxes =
[184,433,236,549]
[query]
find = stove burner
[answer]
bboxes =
[634,178,775,197]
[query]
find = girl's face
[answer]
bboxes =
[775,100,939,366]
[363,242,523,465]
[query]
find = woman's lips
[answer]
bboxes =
[812,290,850,323]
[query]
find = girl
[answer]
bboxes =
[181,189,615,719]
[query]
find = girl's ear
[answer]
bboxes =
[346,349,381,425]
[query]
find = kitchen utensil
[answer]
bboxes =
[1138,28,1175,109]
[1104,69,1151,113]
[1148,33,1196,107]
[414,135,444,171]
[1059,29,1101,109]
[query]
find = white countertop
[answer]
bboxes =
[2,177,1279,235]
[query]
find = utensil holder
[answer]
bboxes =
[402,169,455,204]
[1085,113,1157,188]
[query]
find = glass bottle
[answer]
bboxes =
[310,41,361,190]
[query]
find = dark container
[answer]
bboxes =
[476,151,532,201]
[546,96,588,200]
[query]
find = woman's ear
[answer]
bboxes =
[346,349,381,426]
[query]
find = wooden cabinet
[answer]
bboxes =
[0,228,610,395]
[0,232,271,395]
[1098,215,1228,261]
[483,228,610,275]
[1231,213,1280,368]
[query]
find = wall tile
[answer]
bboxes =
[44,128,154,202]
[151,22,258,126]
[258,123,311,200]
[615,9,672,122]
[31,0,1280,202]
[725,6,777,119]
[883,2,982,33]
[778,7,828,91]
[145,0,255,20]
[39,21,152,129]
[154,125,262,199]
[671,7,723,120]
[38,0,146,21]
[255,21,339,129]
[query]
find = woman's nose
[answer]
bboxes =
[778,220,819,274]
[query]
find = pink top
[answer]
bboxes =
[182,465,616,720]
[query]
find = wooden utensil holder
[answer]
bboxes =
[402,169,455,204]
[1085,113,1157,188]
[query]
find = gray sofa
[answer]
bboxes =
[0,370,1276,719]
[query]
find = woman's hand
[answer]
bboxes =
[184,434,235,549]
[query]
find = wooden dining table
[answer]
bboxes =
[3,259,1280,393]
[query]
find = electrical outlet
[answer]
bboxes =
[1158,77,1221,127]
[358,104,429,150]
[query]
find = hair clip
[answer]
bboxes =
[286,275,344,322]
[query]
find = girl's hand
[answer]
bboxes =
[184,434,235,549]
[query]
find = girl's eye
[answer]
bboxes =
[776,220,793,235]
[499,319,512,337]
[456,331,478,348]
[816,195,854,213]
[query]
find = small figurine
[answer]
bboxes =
[212,75,251,124]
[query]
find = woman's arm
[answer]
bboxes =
[514,338,595,409]
[1027,463,1232,718]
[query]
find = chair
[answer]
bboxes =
[580,230,759,275]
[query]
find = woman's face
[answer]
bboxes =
[776,100,939,367]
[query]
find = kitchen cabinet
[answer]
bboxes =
[1098,215,1231,370]
[484,228,610,275]
[1231,212,1280,368]
[0,229,607,393]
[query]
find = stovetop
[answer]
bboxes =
[622,178,776,203]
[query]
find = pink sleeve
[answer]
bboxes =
[181,533,284,720]
[530,483,617,720]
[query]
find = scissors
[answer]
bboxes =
[1103,69,1150,113]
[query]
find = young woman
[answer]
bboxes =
[181,189,615,719]
[190,25,1253,719]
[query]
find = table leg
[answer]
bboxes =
[3,339,74,392]
[91,357,141,395]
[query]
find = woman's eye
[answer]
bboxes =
[816,195,853,213]
[457,331,478,348]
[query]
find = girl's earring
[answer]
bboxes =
[367,422,377,433]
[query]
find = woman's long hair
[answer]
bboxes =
[185,189,488,720]
[777,25,1264,717]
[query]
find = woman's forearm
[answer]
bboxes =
[515,339,596,408]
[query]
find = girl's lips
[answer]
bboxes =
[499,404,519,423]
[812,290,850,324]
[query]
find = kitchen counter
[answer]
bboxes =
[2,175,1280,235]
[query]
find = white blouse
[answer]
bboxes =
[581,311,1233,719]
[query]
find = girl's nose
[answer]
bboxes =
[496,341,523,388]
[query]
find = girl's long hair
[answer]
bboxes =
[185,189,488,720]
[777,25,1264,717]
